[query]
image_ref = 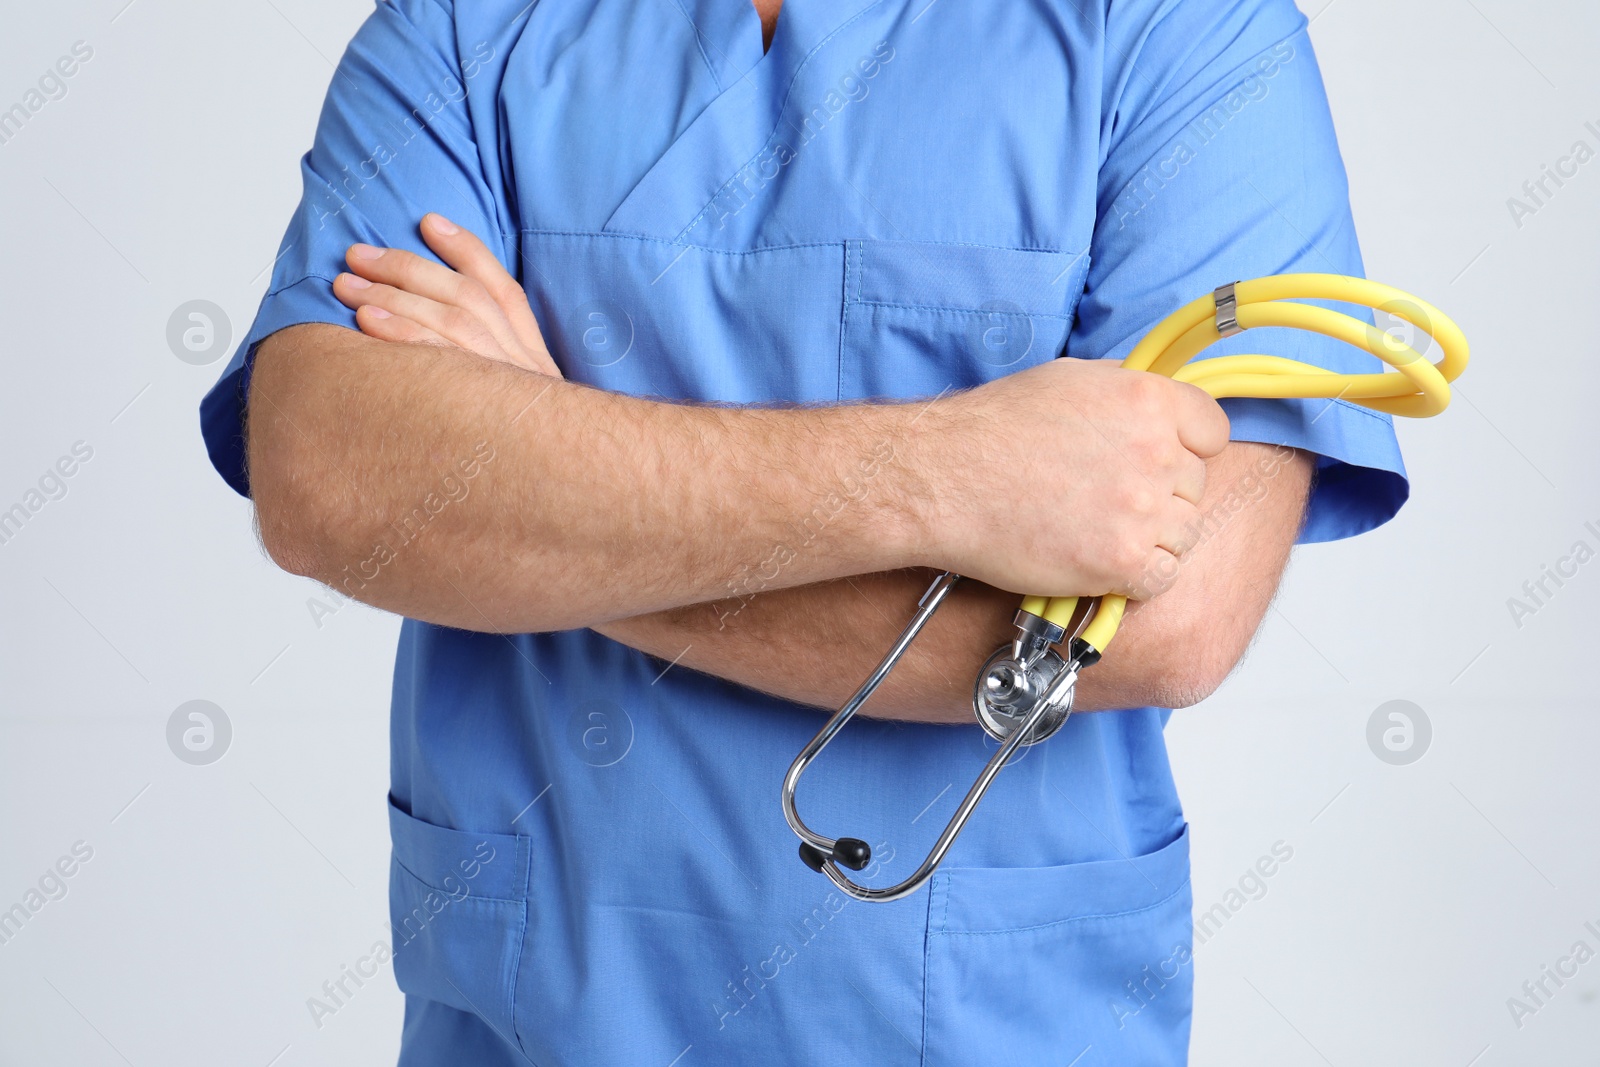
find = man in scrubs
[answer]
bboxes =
[200,0,1407,1062]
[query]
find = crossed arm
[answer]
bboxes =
[246,216,1312,723]
[594,437,1309,721]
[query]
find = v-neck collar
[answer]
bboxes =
[605,0,887,241]
[682,0,771,89]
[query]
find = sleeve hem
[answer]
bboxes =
[1220,394,1410,545]
[198,275,360,499]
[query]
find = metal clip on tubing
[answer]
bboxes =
[782,273,1470,903]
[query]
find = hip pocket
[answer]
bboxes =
[839,239,1089,401]
[387,796,533,1047]
[923,825,1193,1067]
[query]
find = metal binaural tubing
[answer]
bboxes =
[816,679,1067,902]
[781,571,962,855]
[783,569,1082,902]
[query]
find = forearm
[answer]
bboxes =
[596,442,1314,721]
[594,569,1193,721]
[594,569,1009,723]
[247,324,932,631]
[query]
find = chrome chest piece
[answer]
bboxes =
[973,607,1079,746]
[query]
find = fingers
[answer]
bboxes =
[332,271,505,359]
[344,241,525,358]
[1171,380,1231,459]
[419,213,553,365]
[1134,546,1183,599]
[353,304,450,347]
[1171,450,1208,507]
[1112,497,1202,599]
[1157,495,1203,558]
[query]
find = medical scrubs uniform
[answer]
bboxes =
[200,0,1407,1062]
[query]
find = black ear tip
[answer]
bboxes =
[798,842,828,873]
[833,838,872,871]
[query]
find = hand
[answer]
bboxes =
[331,213,563,378]
[919,357,1231,598]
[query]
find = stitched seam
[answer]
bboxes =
[835,242,850,402]
[853,299,1076,319]
[1222,393,1396,426]
[261,271,339,300]
[515,832,531,897]
[669,0,892,242]
[1101,27,1310,214]
[499,235,1390,432]
[664,0,727,91]
[847,240,1079,254]
[392,853,526,905]
[508,839,544,1066]
[1320,398,1394,425]
[932,877,1190,937]
[507,899,537,1064]
[919,875,936,1067]
[859,236,872,314]
[512,228,846,255]
[512,229,1084,259]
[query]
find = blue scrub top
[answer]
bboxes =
[201,1,1406,1063]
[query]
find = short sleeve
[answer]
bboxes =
[198,0,508,498]
[1072,0,1407,544]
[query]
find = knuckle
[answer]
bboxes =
[1155,436,1182,468]
[1132,433,1177,471]
[1116,480,1157,516]
[1191,398,1229,443]
[386,316,420,340]
[1211,411,1233,447]
[440,305,473,333]
[1126,372,1168,412]
[456,277,491,309]
[383,249,421,278]
[1122,426,1155,462]
[1110,538,1148,583]
[491,276,528,306]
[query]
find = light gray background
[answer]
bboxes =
[1,0,1595,1063]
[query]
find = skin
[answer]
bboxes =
[247,214,1312,723]
[597,445,1309,720]
[755,0,781,49]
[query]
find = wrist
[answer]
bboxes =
[874,391,970,573]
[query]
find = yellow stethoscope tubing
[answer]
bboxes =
[1029,273,1468,657]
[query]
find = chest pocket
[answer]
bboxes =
[839,239,1091,402]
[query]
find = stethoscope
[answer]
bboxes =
[782,273,1469,902]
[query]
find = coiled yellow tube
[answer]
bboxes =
[1031,273,1468,658]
